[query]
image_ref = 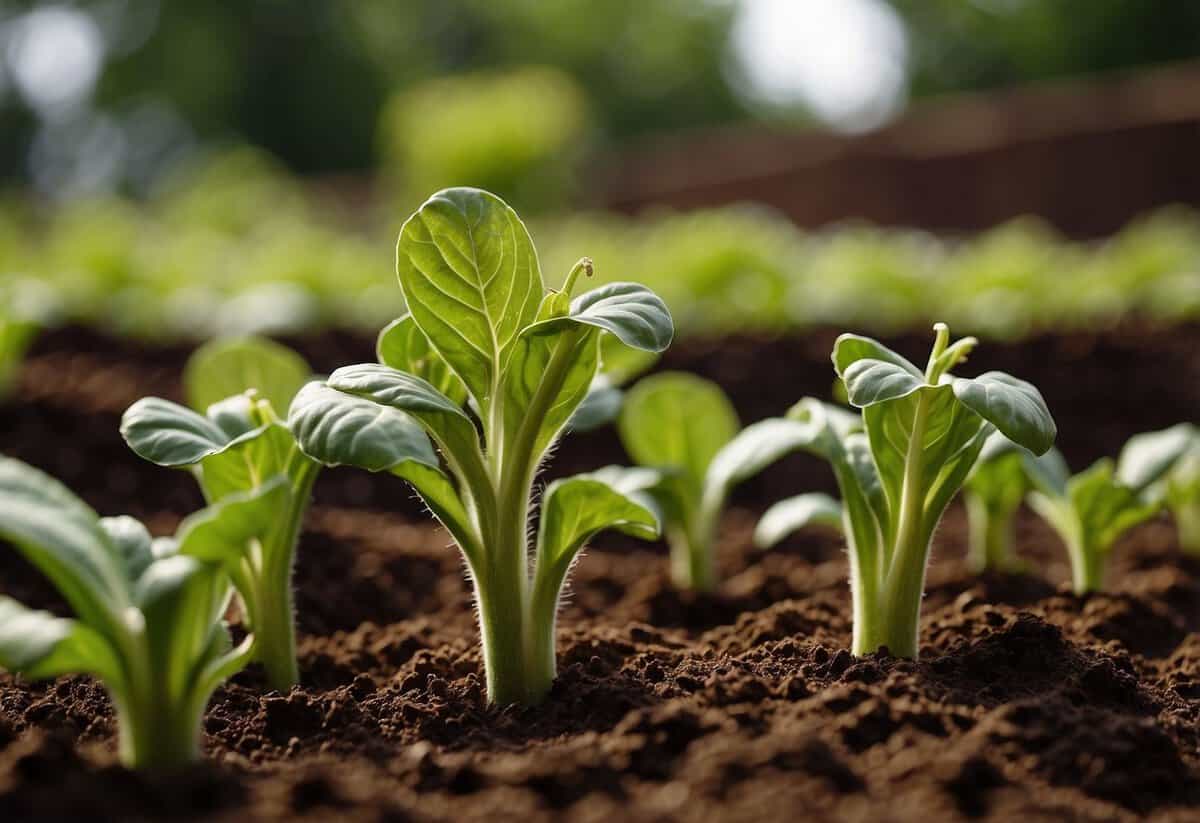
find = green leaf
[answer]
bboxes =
[755,493,843,548]
[863,384,991,542]
[535,473,660,582]
[121,397,249,467]
[1116,422,1196,493]
[705,418,824,504]
[0,457,129,629]
[175,477,290,566]
[841,359,927,406]
[196,417,297,502]
[184,335,311,416]
[133,555,230,704]
[323,364,485,479]
[376,314,468,406]
[0,597,118,681]
[618,372,739,492]
[1025,447,1071,497]
[832,334,923,378]
[288,380,440,473]
[950,372,1057,456]
[99,516,155,582]
[567,374,623,433]
[1069,459,1162,552]
[561,283,674,353]
[396,187,543,414]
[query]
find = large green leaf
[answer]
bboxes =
[950,372,1056,456]
[376,314,468,406]
[618,372,739,493]
[288,381,440,473]
[755,493,843,549]
[0,457,129,629]
[561,283,673,353]
[1116,422,1196,493]
[184,335,311,416]
[0,597,119,681]
[396,188,543,414]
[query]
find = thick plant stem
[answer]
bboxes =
[965,494,1015,572]
[667,524,715,593]
[877,390,933,659]
[480,327,585,706]
[254,458,317,692]
[114,694,201,771]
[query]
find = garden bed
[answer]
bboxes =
[1,324,1199,821]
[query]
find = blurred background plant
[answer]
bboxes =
[1,0,1200,345]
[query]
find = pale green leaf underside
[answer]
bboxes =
[175,477,290,565]
[832,334,923,379]
[288,380,439,473]
[0,597,116,680]
[950,371,1056,456]
[121,397,252,468]
[755,493,844,548]
[1116,422,1196,493]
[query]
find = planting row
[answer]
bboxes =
[4,149,1200,357]
[0,188,1196,773]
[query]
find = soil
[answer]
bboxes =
[2,323,1200,821]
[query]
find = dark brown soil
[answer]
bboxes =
[2,324,1200,821]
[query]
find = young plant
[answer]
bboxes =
[1026,423,1194,592]
[615,372,823,590]
[288,187,673,705]
[1160,426,1200,553]
[0,457,278,769]
[756,324,1056,658]
[961,432,1063,572]
[120,336,319,691]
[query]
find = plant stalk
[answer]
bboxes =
[1174,501,1200,555]
[965,494,1016,572]
[113,691,202,770]
[1066,532,1105,594]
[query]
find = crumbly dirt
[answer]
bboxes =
[1,325,1200,821]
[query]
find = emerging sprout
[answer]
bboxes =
[1027,423,1194,592]
[615,372,818,590]
[757,324,1056,658]
[0,457,274,769]
[121,336,317,691]
[290,188,673,705]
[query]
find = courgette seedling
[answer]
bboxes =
[1161,427,1200,553]
[961,432,1063,572]
[0,457,280,769]
[1026,423,1193,592]
[289,187,673,705]
[120,336,334,691]
[615,372,824,590]
[756,324,1056,657]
